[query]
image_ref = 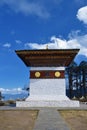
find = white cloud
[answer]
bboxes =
[77,6,87,24]
[3,43,11,48]
[15,40,22,44]
[24,34,87,57]
[0,0,50,18]
[0,87,26,94]
[25,42,49,49]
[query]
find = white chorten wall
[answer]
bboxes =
[26,67,68,100]
[16,67,79,107]
[30,79,65,96]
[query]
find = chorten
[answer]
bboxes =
[15,49,80,107]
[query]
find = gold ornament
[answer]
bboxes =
[35,72,40,77]
[55,71,61,77]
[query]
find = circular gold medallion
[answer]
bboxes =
[35,72,40,78]
[55,71,61,77]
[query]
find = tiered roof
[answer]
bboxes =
[15,49,79,67]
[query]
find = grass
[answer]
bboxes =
[0,110,38,130]
[59,110,87,130]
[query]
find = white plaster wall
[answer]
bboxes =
[29,67,66,97]
[17,67,80,107]
[18,71,80,106]
[30,79,66,96]
[30,67,65,71]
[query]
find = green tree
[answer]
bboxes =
[66,61,77,98]
[79,61,87,98]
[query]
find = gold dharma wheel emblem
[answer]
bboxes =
[55,71,61,77]
[35,72,41,78]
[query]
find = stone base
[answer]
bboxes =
[16,100,79,107]
[16,95,79,107]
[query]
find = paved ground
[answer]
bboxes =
[33,108,70,130]
[0,103,87,130]
[33,103,87,130]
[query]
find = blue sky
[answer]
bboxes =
[0,0,87,92]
